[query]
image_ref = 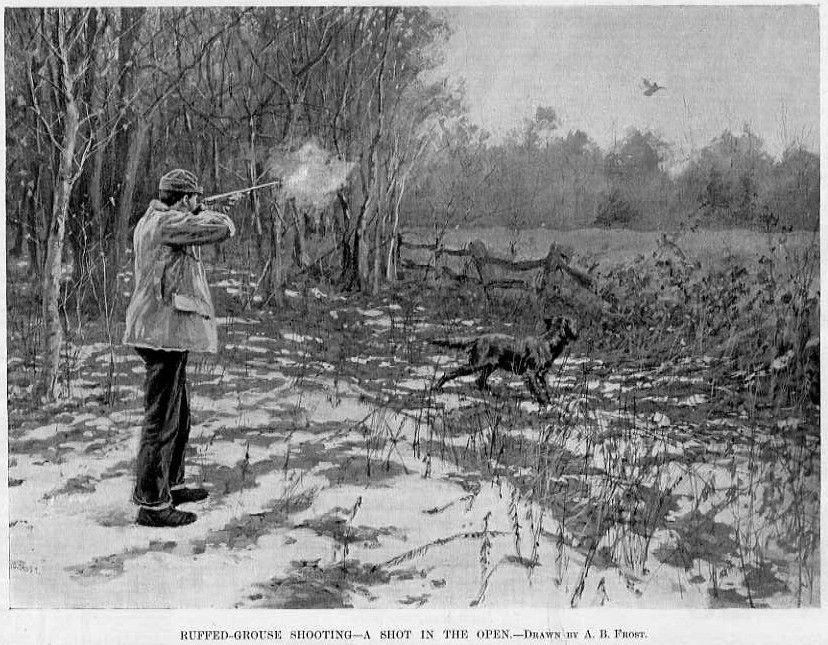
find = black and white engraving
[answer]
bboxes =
[5,5,819,611]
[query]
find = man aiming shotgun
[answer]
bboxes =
[123,149,350,527]
[123,169,250,527]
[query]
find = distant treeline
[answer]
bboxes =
[402,112,819,233]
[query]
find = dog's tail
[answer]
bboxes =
[429,337,474,350]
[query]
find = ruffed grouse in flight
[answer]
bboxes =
[642,78,665,96]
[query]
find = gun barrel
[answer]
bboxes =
[203,180,281,204]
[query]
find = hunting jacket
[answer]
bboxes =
[123,199,235,353]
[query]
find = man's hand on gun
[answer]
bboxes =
[196,194,240,238]
[200,192,242,213]
[196,181,281,239]
[215,192,244,211]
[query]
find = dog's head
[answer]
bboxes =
[544,316,579,342]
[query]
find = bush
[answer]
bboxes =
[593,233,819,406]
[594,188,639,228]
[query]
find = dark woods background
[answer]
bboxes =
[4,7,819,401]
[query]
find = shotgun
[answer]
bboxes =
[201,180,282,206]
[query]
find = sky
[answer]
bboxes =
[434,5,819,160]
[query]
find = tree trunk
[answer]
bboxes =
[11,217,25,258]
[338,191,359,289]
[266,204,283,297]
[247,115,263,238]
[10,183,25,258]
[38,98,80,401]
[67,208,86,303]
[344,10,394,292]
[114,116,150,269]
[26,167,43,276]
[350,206,367,292]
[88,135,105,227]
[290,201,309,268]
[113,7,144,157]
[357,204,373,290]
[371,209,384,295]
[354,146,381,291]
[243,114,266,274]
[80,8,103,224]
[183,107,201,171]
[386,180,405,284]
[210,133,223,261]
[211,134,220,189]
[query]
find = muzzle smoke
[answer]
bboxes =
[266,140,356,209]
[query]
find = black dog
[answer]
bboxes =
[431,316,578,405]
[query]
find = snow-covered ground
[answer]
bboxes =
[7,302,819,609]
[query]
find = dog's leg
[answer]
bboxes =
[537,370,552,404]
[523,373,549,406]
[435,364,480,389]
[475,365,495,391]
[537,374,552,406]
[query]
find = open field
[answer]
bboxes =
[404,226,819,276]
[7,225,820,608]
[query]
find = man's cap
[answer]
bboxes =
[159,169,203,194]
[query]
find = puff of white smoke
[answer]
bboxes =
[266,140,356,210]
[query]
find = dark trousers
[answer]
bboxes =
[133,348,191,509]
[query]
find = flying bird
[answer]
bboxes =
[642,78,666,96]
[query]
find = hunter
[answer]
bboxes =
[123,169,236,527]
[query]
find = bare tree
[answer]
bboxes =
[15,9,108,400]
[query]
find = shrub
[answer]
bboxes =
[594,188,640,228]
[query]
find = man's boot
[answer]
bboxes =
[136,507,197,527]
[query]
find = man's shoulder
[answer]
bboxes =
[141,201,188,224]
[140,200,169,221]
[146,199,170,213]
[135,201,172,237]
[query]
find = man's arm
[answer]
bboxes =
[160,209,236,246]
